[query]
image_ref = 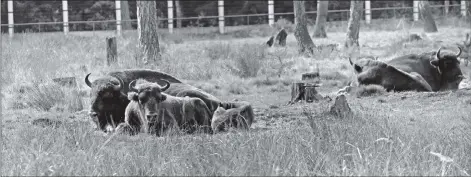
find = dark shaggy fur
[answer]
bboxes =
[386,47,464,91]
[350,58,433,92]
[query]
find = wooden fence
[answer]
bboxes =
[1,0,469,37]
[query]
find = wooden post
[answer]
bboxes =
[106,37,118,66]
[167,0,174,33]
[268,0,274,26]
[461,0,467,17]
[8,0,14,37]
[365,0,371,24]
[413,0,419,21]
[289,82,322,104]
[218,0,224,34]
[115,0,122,36]
[62,0,69,35]
[444,0,449,15]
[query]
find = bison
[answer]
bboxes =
[386,47,465,91]
[84,69,184,132]
[85,69,255,133]
[126,79,213,136]
[349,57,433,92]
[211,101,254,133]
[113,92,148,136]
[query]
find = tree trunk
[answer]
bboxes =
[344,0,363,49]
[175,0,183,28]
[137,1,161,65]
[121,0,132,30]
[293,1,316,54]
[313,0,328,38]
[419,1,438,33]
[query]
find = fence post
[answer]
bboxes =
[167,0,174,33]
[62,0,69,35]
[413,0,419,21]
[268,0,274,26]
[8,0,14,37]
[444,0,449,15]
[106,37,118,66]
[365,0,371,24]
[115,0,122,36]
[461,0,467,17]
[218,0,224,34]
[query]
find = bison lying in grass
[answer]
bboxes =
[115,79,213,136]
[85,69,254,133]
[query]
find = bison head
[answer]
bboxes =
[128,79,170,122]
[85,73,126,132]
[430,47,465,91]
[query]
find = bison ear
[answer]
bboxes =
[128,92,139,101]
[353,64,362,73]
[430,59,440,68]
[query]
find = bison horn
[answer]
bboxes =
[112,76,123,91]
[436,47,443,60]
[348,57,353,65]
[159,79,170,92]
[85,73,92,88]
[129,80,138,93]
[456,46,462,57]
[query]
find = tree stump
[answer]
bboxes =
[289,82,322,104]
[275,29,288,47]
[52,77,77,87]
[329,94,352,119]
[302,72,320,81]
[266,36,275,47]
[106,37,118,66]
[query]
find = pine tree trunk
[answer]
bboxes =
[419,1,438,33]
[313,0,328,38]
[121,0,132,30]
[344,0,363,48]
[137,1,161,65]
[175,0,183,28]
[293,0,315,54]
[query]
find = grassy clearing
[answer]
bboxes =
[2,17,471,175]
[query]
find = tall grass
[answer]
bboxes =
[2,94,470,176]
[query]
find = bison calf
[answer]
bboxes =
[128,79,213,136]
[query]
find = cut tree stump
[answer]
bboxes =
[289,82,322,104]
[106,37,118,66]
[266,29,288,47]
[329,94,352,119]
[52,77,77,87]
[302,72,320,81]
[275,29,288,47]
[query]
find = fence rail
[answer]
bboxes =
[1,0,468,37]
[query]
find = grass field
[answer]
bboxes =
[2,17,471,176]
